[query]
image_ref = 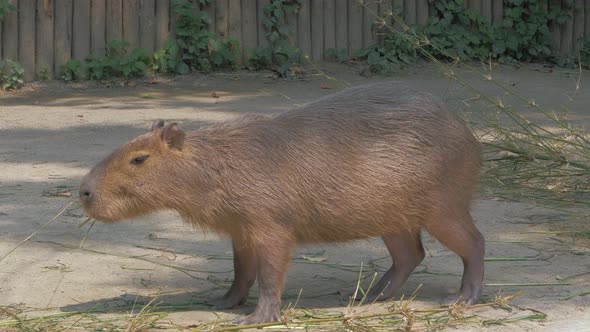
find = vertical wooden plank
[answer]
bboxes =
[378,0,392,17]
[204,0,215,33]
[561,0,574,55]
[169,1,180,40]
[73,0,91,72]
[19,0,35,80]
[376,0,394,44]
[257,0,270,47]
[585,0,590,39]
[416,0,428,24]
[390,0,403,30]
[241,0,257,61]
[123,0,139,48]
[54,0,72,75]
[228,0,241,62]
[106,0,122,42]
[0,15,2,58]
[481,0,492,21]
[284,6,297,46]
[391,0,402,15]
[2,0,18,60]
[348,0,362,53]
[91,0,106,55]
[363,0,378,47]
[140,0,156,53]
[215,0,228,36]
[36,0,54,78]
[468,0,481,14]
[297,0,311,57]
[404,0,416,25]
[551,0,562,55]
[228,0,241,40]
[492,0,503,23]
[324,0,336,53]
[335,0,347,54]
[156,0,170,49]
[573,0,584,51]
[310,0,324,59]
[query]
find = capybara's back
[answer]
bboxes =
[223,81,482,243]
[80,81,484,325]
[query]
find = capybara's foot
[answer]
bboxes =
[234,310,281,325]
[442,286,482,306]
[206,294,247,309]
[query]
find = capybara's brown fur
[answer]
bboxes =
[80,81,484,325]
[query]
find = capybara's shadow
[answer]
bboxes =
[59,291,248,315]
[59,277,449,317]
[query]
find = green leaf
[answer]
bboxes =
[262,17,273,30]
[273,7,284,19]
[279,24,290,36]
[269,31,280,43]
[367,51,381,65]
[135,61,146,70]
[176,61,190,74]
[506,34,519,51]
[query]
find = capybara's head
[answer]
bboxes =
[79,120,186,222]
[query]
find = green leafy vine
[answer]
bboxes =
[249,0,302,77]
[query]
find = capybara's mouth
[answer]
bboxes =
[79,200,124,223]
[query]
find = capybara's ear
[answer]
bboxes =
[161,123,185,150]
[151,119,165,131]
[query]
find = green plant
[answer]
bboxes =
[86,40,150,80]
[419,0,494,61]
[37,68,50,81]
[355,26,418,73]
[491,0,569,62]
[59,59,81,81]
[249,0,302,77]
[325,48,349,62]
[0,0,16,20]
[152,39,189,74]
[359,0,572,73]
[210,36,240,69]
[0,59,24,90]
[171,0,238,72]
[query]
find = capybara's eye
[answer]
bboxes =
[130,155,150,165]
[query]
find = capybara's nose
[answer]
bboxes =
[79,185,93,202]
[79,178,95,204]
[81,188,92,199]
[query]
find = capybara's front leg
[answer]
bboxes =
[235,242,291,325]
[207,236,257,309]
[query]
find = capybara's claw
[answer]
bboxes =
[205,296,247,310]
[442,286,482,306]
[234,311,281,326]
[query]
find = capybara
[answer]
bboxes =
[79,81,484,325]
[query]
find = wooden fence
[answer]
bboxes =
[0,0,587,81]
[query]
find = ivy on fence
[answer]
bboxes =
[0,0,584,89]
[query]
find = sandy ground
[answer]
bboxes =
[0,62,589,331]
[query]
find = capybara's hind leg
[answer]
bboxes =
[426,211,484,305]
[207,237,257,309]
[363,229,425,301]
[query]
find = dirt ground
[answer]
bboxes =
[0,62,589,331]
